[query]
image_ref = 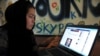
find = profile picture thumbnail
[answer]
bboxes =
[65,38,72,47]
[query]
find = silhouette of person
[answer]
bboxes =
[4,0,38,56]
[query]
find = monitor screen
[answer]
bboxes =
[60,25,99,56]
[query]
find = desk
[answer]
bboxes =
[91,38,100,56]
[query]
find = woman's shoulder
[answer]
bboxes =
[0,25,8,56]
[0,24,8,41]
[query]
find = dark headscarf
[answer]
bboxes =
[5,0,38,56]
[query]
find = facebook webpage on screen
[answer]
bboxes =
[60,27,98,56]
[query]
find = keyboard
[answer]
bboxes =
[47,48,70,56]
[38,50,49,56]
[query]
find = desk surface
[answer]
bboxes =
[91,38,100,56]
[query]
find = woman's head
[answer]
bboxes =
[5,1,35,31]
[26,1,35,30]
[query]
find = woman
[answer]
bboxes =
[4,0,38,56]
